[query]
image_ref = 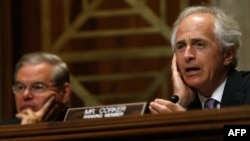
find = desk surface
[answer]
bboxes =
[1,105,250,141]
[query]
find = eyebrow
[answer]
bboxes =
[176,37,207,44]
[175,39,186,45]
[192,38,207,42]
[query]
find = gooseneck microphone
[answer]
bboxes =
[170,95,179,103]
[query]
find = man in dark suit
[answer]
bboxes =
[149,5,250,113]
[188,69,250,109]
[1,52,71,125]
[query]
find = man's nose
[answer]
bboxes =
[184,46,195,62]
[22,88,33,98]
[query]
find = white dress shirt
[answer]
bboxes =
[198,78,227,109]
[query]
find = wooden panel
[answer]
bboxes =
[0,0,211,120]
[0,105,249,141]
[41,0,174,107]
[39,0,210,107]
[0,0,15,120]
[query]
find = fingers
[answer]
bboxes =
[171,54,195,107]
[16,108,38,125]
[149,98,186,114]
[16,96,55,125]
[171,54,183,96]
[16,108,33,119]
[171,54,177,72]
[39,96,55,113]
[42,102,58,121]
[36,96,55,120]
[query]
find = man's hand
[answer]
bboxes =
[16,96,55,125]
[171,54,195,108]
[148,54,196,114]
[149,98,186,114]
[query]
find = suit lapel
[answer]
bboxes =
[221,69,245,107]
[186,69,249,110]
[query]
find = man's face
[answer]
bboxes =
[174,13,232,95]
[14,63,62,113]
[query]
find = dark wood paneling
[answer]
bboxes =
[1,0,211,120]
[0,106,249,140]
[0,0,15,120]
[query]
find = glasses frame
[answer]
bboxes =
[12,82,58,95]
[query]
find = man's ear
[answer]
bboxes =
[62,83,71,104]
[223,46,235,65]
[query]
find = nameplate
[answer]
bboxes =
[64,102,147,121]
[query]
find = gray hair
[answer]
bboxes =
[171,5,242,68]
[14,52,70,86]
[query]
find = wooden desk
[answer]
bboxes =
[1,106,250,141]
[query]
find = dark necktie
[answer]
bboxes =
[204,98,218,109]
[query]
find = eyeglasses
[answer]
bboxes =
[12,82,57,95]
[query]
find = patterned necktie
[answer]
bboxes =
[204,98,218,109]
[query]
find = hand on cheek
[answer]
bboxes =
[16,96,55,125]
[171,54,195,107]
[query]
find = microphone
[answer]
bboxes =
[170,95,179,103]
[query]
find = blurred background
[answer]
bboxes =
[1,0,250,122]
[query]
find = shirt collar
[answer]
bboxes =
[198,78,227,109]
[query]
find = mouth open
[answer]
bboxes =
[186,67,201,73]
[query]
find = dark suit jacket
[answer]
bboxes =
[188,69,250,110]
